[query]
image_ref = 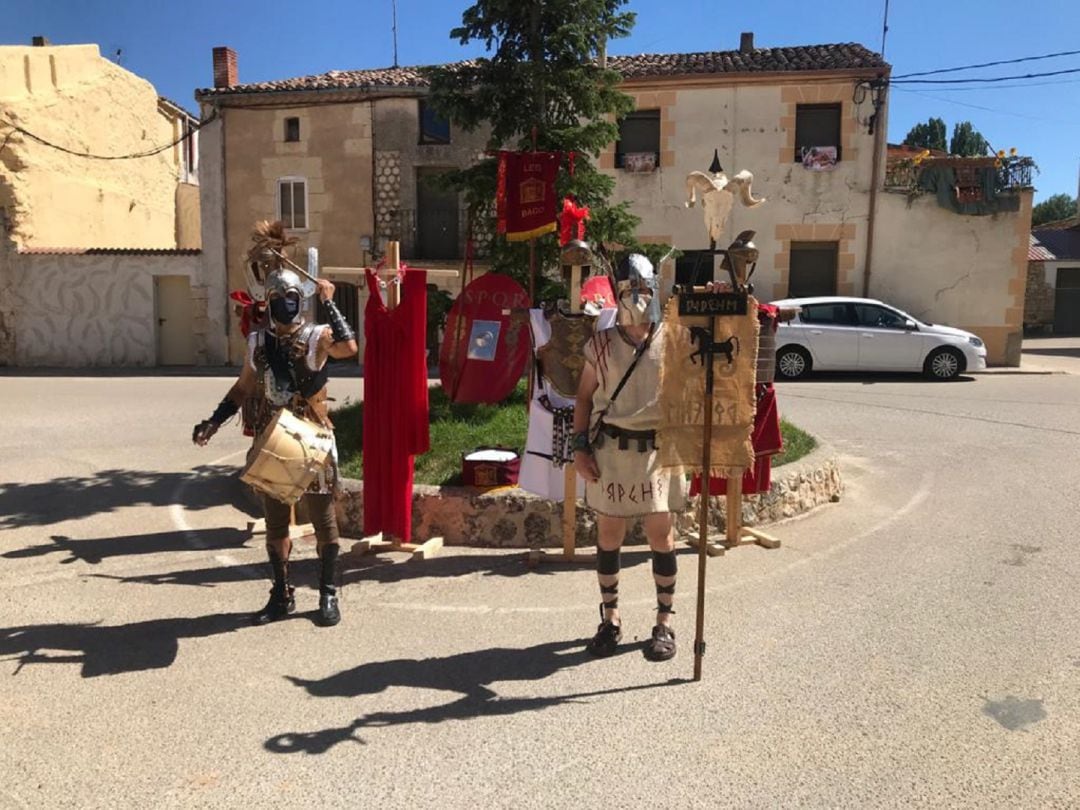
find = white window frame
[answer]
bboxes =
[276,176,308,231]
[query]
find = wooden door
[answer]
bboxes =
[155,275,195,365]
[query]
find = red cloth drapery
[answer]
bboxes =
[496,151,561,242]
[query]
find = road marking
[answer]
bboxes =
[170,448,248,568]
[367,473,936,616]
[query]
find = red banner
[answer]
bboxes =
[496,151,560,242]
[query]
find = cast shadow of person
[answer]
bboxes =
[0,612,249,678]
[0,465,255,530]
[266,639,687,755]
[4,526,255,565]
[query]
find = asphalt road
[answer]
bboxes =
[2,353,1079,809]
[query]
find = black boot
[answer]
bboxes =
[317,544,341,627]
[253,551,295,626]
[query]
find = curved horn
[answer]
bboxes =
[731,169,766,207]
[684,171,724,208]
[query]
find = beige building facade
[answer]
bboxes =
[0,40,221,366]
[198,37,1032,367]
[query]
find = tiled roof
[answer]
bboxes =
[196,43,886,98]
[1029,234,1056,262]
[1031,226,1080,261]
[18,247,202,255]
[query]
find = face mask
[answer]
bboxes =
[269,294,300,325]
[617,291,652,326]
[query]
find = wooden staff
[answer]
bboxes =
[693,308,716,682]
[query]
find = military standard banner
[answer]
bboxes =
[657,294,760,477]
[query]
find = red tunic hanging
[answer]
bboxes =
[363,268,430,542]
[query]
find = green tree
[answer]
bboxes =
[425,0,648,298]
[902,117,946,152]
[949,121,990,157]
[1032,193,1078,227]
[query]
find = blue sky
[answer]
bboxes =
[6,0,1079,203]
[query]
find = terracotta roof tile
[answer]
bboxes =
[196,43,886,99]
[18,247,202,255]
[1029,235,1056,262]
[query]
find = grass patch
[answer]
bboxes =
[334,383,529,485]
[773,418,816,467]
[335,388,817,485]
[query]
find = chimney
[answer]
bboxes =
[212,47,238,89]
[32,36,50,47]
[740,32,754,54]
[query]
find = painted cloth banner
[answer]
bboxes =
[496,151,561,241]
[657,295,760,477]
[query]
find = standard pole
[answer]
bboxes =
[693,313,716,682]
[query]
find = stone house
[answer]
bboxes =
[1026,220,1080,335]
[196,33,1032,366]
[0,39,223,366]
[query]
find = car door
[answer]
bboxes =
[853,303,925,370]
[797,302,859,369]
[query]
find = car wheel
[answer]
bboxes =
[776,345,811,380]
[924,347,963,380]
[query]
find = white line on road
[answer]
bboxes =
[369,472,936,616]
[170,448,247,568]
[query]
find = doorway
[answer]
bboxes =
[1054,267,1080,335]
[154,275,195,365]
[416,167,459,260]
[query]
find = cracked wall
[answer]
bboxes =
[871,189,1033,365]
[601,80,877,293]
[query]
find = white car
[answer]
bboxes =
[769,296,988,381]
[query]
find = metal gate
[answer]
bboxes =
[1054,267,1080,335]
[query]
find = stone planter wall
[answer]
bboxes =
[335,445,842,548]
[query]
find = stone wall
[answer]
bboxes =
[1024,261,1055,333]
[335,446,842,548]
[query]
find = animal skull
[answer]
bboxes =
[685,169,765,243]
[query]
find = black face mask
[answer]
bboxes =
[269,294,300,325]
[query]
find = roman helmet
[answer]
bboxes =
[611,253,661,326]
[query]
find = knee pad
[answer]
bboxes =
[597,547,621,576]
[651,549,677,578]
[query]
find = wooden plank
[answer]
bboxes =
[741,526,781,549]
[408,536,443,560]
[685,534,726,557]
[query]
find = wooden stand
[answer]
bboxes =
[334,240,453,562]
[685,475,781,557]
[527,262,596,568]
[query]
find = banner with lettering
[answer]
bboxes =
[657,294,760,476]
[495,151,560,242]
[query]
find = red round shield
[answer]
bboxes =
[581,275,616,310]
[439,273,531,403]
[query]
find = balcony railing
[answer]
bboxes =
[884,155,1036,198]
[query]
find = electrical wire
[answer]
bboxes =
[0,109,216,160]
[892,66,1080,85]
[892,86,1080,127]
[894,48,1080,79]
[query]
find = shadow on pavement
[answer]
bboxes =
[1022,347,1080,358]
[777,372,976,385]
[340,545,671,585]
[0,613,249,678]
[0,465,257,529]
[4,526,255,565]
[267,640,688,753]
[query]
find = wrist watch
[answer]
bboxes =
[571,431,592,453]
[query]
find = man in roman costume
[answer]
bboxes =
[572,253,687,661]
[192,222,358,627]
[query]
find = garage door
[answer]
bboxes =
[1054,267,1080,335]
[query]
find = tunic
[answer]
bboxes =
[362,268,430,542]
[583,324,687,518]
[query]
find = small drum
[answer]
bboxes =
[241,409,334,505]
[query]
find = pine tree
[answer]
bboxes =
[1032,193,1078,227]
[902,117,947,152]
[949,121,990,157]
[425,0,647,298]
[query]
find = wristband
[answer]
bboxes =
[209,396,239,426]
[571,431,592,453]
[322,298,356,343]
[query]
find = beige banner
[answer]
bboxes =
[657,295,760,476]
